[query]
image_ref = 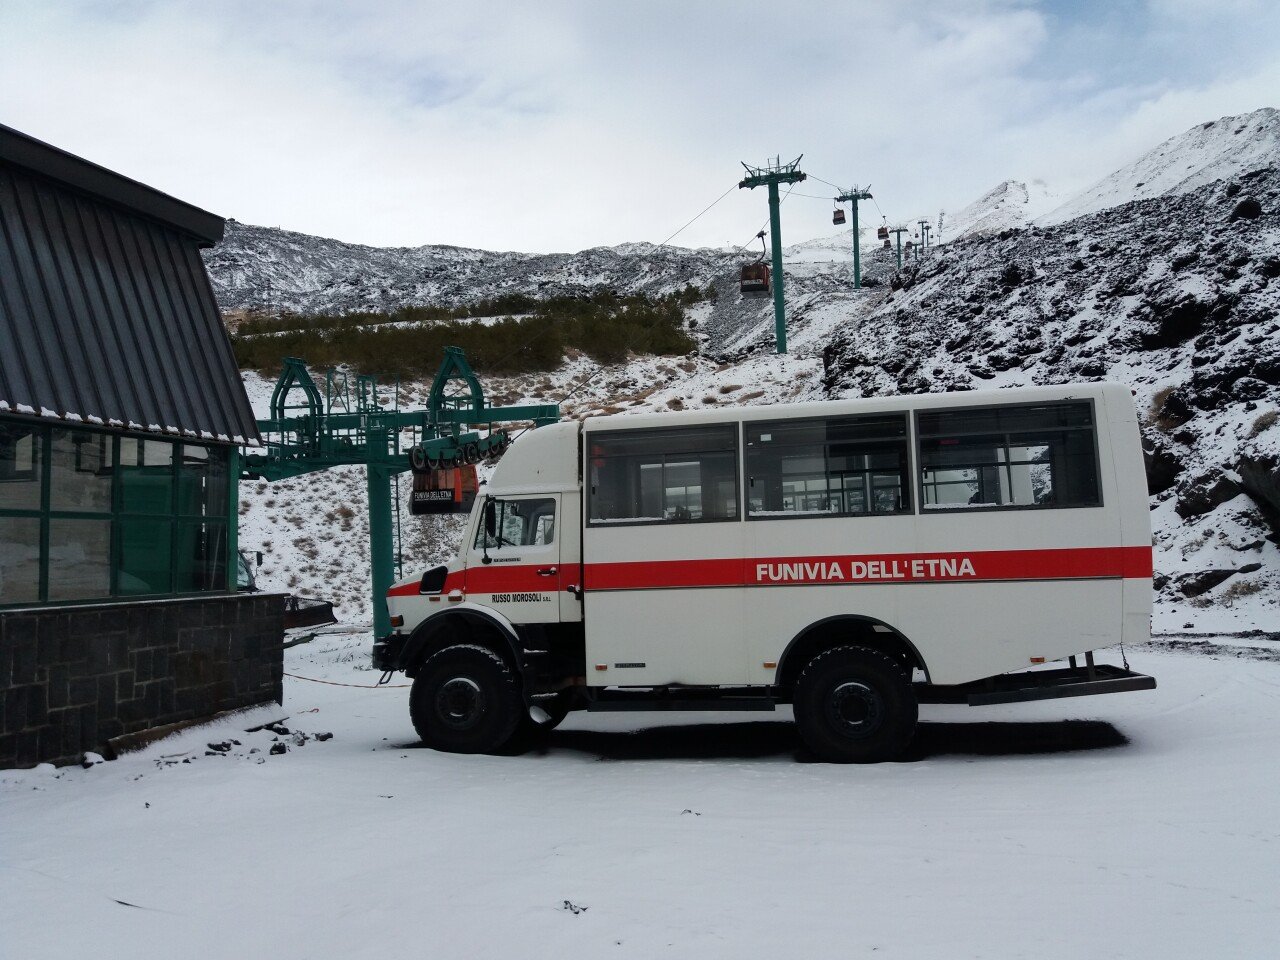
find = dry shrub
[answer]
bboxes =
[666,398,684,410]
[718,384,742,394]
[1249,410,1278,437]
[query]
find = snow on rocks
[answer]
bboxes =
[820,166,1280,621]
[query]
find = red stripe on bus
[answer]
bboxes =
[388,546,1153,596]
[583,546,1153,591]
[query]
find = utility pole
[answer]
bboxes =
[917,220,929,256]
[739,155,806,353]
[835,185,874,289]
[922,222,933,251]
[888,225,909,271]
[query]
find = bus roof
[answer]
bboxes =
[579,382,1133,434]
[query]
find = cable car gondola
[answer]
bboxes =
[876,225,889,241]
[410,464,477,515]
[740,231,771,298]
[832,207,846,225]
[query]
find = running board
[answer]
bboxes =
[917,664,1156,707]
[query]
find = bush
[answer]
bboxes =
[231,290,696,379]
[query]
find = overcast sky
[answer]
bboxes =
[3,1,1277,252]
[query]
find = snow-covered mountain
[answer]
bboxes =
[205,221,741,315]
[821,165,1280,628]
[1039,107,1280,225]
[944,179,1060,240]
[217,110,1280,629]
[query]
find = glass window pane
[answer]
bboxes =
[588,426,740,524]
[47,518,111,601]
[918,403,1100,510]
[174,521,228,593]
[0,516,40,604]
[117,518,172,595]
[177,445,230,518]
[747,414,909,518]
[475,498,556,550]
[0,422,42,510]
[49,429,114,513]
[118,439,174,514]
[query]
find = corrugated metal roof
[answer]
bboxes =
[0,129,258,444]
[0,123,224,245]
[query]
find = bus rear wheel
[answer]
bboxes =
[793,645,917,763]
[410,644,523,754]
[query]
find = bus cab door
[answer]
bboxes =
[467,494,567,625]
[557,491,584,624]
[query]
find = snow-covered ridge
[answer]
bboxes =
[1039,107,1280,226]
[945,179,1060,241]
[204,221,742,316]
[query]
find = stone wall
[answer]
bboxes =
[0,593,285,768]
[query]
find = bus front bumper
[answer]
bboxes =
[372,632,408,673]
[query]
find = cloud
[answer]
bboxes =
[1,0,1275,253]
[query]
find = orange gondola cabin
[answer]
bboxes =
[740,262,771,298]
[411,465,478,515]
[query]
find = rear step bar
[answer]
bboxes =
[917,663,1156,707]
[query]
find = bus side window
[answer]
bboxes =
[475,498,557,549]
[744,414,910,518]
[917,402,1100,510]
[588,425,739,525]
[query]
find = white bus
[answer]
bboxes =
[375,382,1155,762]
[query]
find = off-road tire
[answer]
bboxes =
[507,690,576,752]
[793,645,918,763]
[410,644,523,754]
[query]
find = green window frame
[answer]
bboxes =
[0,416,235,608]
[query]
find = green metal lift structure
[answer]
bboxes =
[739,155,806,354]
[888,224,909,270]
[240,347,559,638]
[834,185,874,289]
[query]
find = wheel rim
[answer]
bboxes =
[436,676,486,730]
[825,680,885,740]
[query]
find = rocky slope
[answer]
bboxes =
[820,166,1280,625]
[205,222,741,315]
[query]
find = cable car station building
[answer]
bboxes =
[0,124,284,768]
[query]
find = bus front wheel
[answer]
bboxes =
[410,644,523,754]
[793,645,917,762]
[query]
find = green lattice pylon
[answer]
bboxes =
[739,155,806,353]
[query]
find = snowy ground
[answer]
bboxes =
[4,633,1278,959]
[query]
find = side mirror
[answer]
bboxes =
[255,551,264,567]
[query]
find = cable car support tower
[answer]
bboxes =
[242,348,559,638]
[739,155,806,354]
[835,185,874,289]
[888,224,909,270]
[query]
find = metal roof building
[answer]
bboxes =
[0,123,258,444]
[0,125,281,770]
